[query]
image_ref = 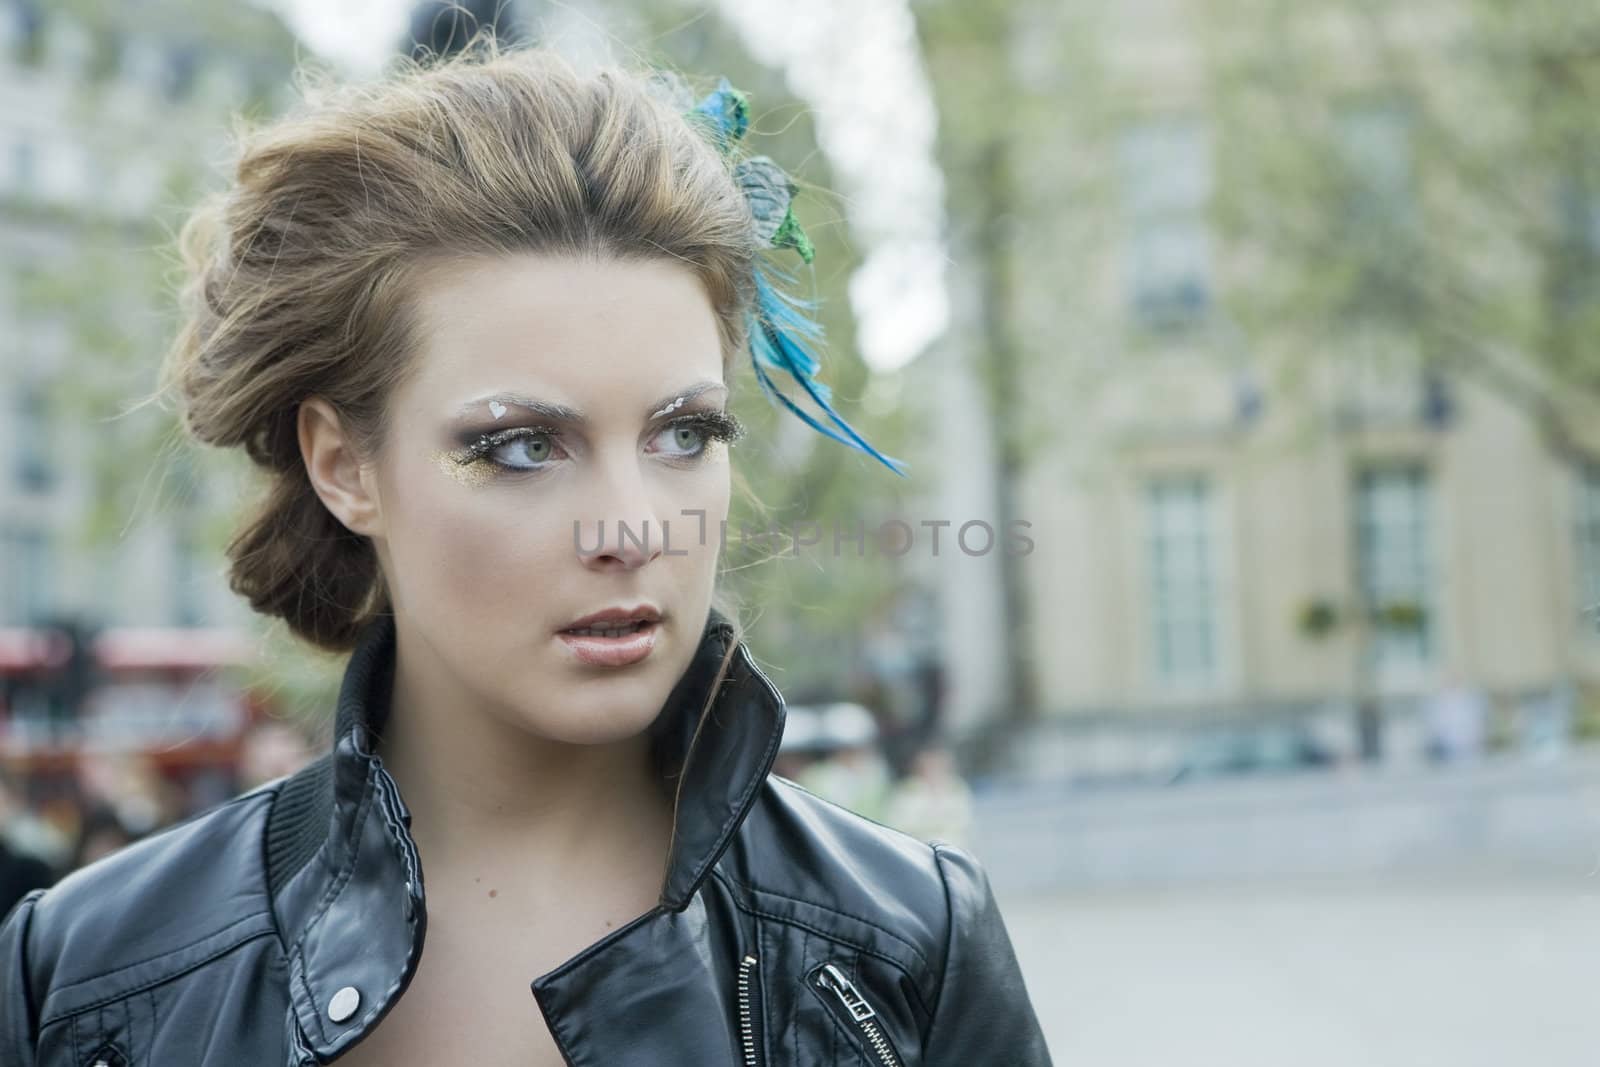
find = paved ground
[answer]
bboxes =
[998,874,1600,1066]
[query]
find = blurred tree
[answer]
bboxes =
[624,2,920,696]
[9,0,298,600]
[1192,0,1600,752]
[911,0,1050,755]
[1199,0,1600,460]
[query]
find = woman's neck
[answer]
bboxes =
[374,638,676,903]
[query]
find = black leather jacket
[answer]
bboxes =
[0,610,1052,1065]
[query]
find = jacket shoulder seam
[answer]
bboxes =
[711,870,936,1020]
[727,892,935,1019]
[46,906,274,999]
[767,774,938,851]
[715,868,932,973]
[923,843,961,1055]
[38,916,278,1028]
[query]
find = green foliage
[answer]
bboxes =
[1297,597,1340,639]
[623,4,920,688]
[1198,0,1600,450]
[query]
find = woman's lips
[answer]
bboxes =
[556,620,659,667]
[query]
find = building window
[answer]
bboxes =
[11,1,43,65]
[1,525,52,624]
[172,528,204,627]
[13,377,53,491]
[12,135,35,194]
[1354,464,1434,673]
[1553,165,1600,317]
[1119,117,1213,331]
[1575,463,1600,633]
[1334,101,1414,225]
[1146,475,1219,687]
[1333,100,1418,320]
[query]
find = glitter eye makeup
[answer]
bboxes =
[649,410,746,461]
[451,424,566,470]
[432,406,746,486]
[652,394,690,419]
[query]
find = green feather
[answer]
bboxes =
[771,205,814,263]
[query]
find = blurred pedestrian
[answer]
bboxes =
[1425,673,1488,765]
[69,803,138,872]
[238,718,317,791]
[75,750,182,838]
[884,743,975,849]
[796,704,893,821]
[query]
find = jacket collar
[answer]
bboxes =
[266,605,785,1061]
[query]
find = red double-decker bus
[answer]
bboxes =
[0,623,271,863]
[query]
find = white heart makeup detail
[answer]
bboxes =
[489,400,507,420]
[652,395,688,419]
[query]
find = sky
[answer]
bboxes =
[260,0,950,373]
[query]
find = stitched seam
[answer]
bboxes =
[806,978,877,1066]
[258,778,296,957]
[292,757,375,958]
[923,845,959,1061]
[290,761,376,1050]
[270,838,332,960]
[341,770,423,1044]
[39,928,277,1030]
[537,990,584,1067]
[46,910,273,997]
[685,669,786,894]
[295,958,324,1048]
[769,774,939,855]
[8,890,44,1053]
[724,896,934,1020]
[716,869,930,972]
[794,925,805,1065]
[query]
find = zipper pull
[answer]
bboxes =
[816,962,877,1023]
[737,953,763,1067]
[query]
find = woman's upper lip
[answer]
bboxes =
[561,604,663,630]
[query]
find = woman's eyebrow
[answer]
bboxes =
[453,381,728,425]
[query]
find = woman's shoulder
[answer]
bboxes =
[727,772,988,972]
[5,780,284,1012]
[731,773,1052,1063]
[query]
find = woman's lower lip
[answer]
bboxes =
[556,621,659,667]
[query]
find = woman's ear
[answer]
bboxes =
[298,397,384,537]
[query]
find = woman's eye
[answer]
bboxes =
[648,412,743,461]
[489,431,560,470]
[658,423,707,456]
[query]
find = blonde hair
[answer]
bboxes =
[160,41,757,652]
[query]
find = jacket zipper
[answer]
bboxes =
[737,953,764,1066]
[811,961,905,1067]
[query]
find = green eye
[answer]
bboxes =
[508,436,553,465]
[454,426,565,473]
[654,411,744,461]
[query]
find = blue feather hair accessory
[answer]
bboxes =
[685,77,909,478]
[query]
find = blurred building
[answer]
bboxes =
[0,1,296,631]
[913,0,1600,777]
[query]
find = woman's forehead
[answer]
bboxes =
[404,251,725,416]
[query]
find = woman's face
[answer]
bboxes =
[336,252,735,745]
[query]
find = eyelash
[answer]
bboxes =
[452,411,746,474]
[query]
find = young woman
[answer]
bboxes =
[0,43,1051,1066]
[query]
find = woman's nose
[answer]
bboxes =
[574,459,665,571]
[577,515,665,570]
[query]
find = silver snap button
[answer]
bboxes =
[328,985,361,1023]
